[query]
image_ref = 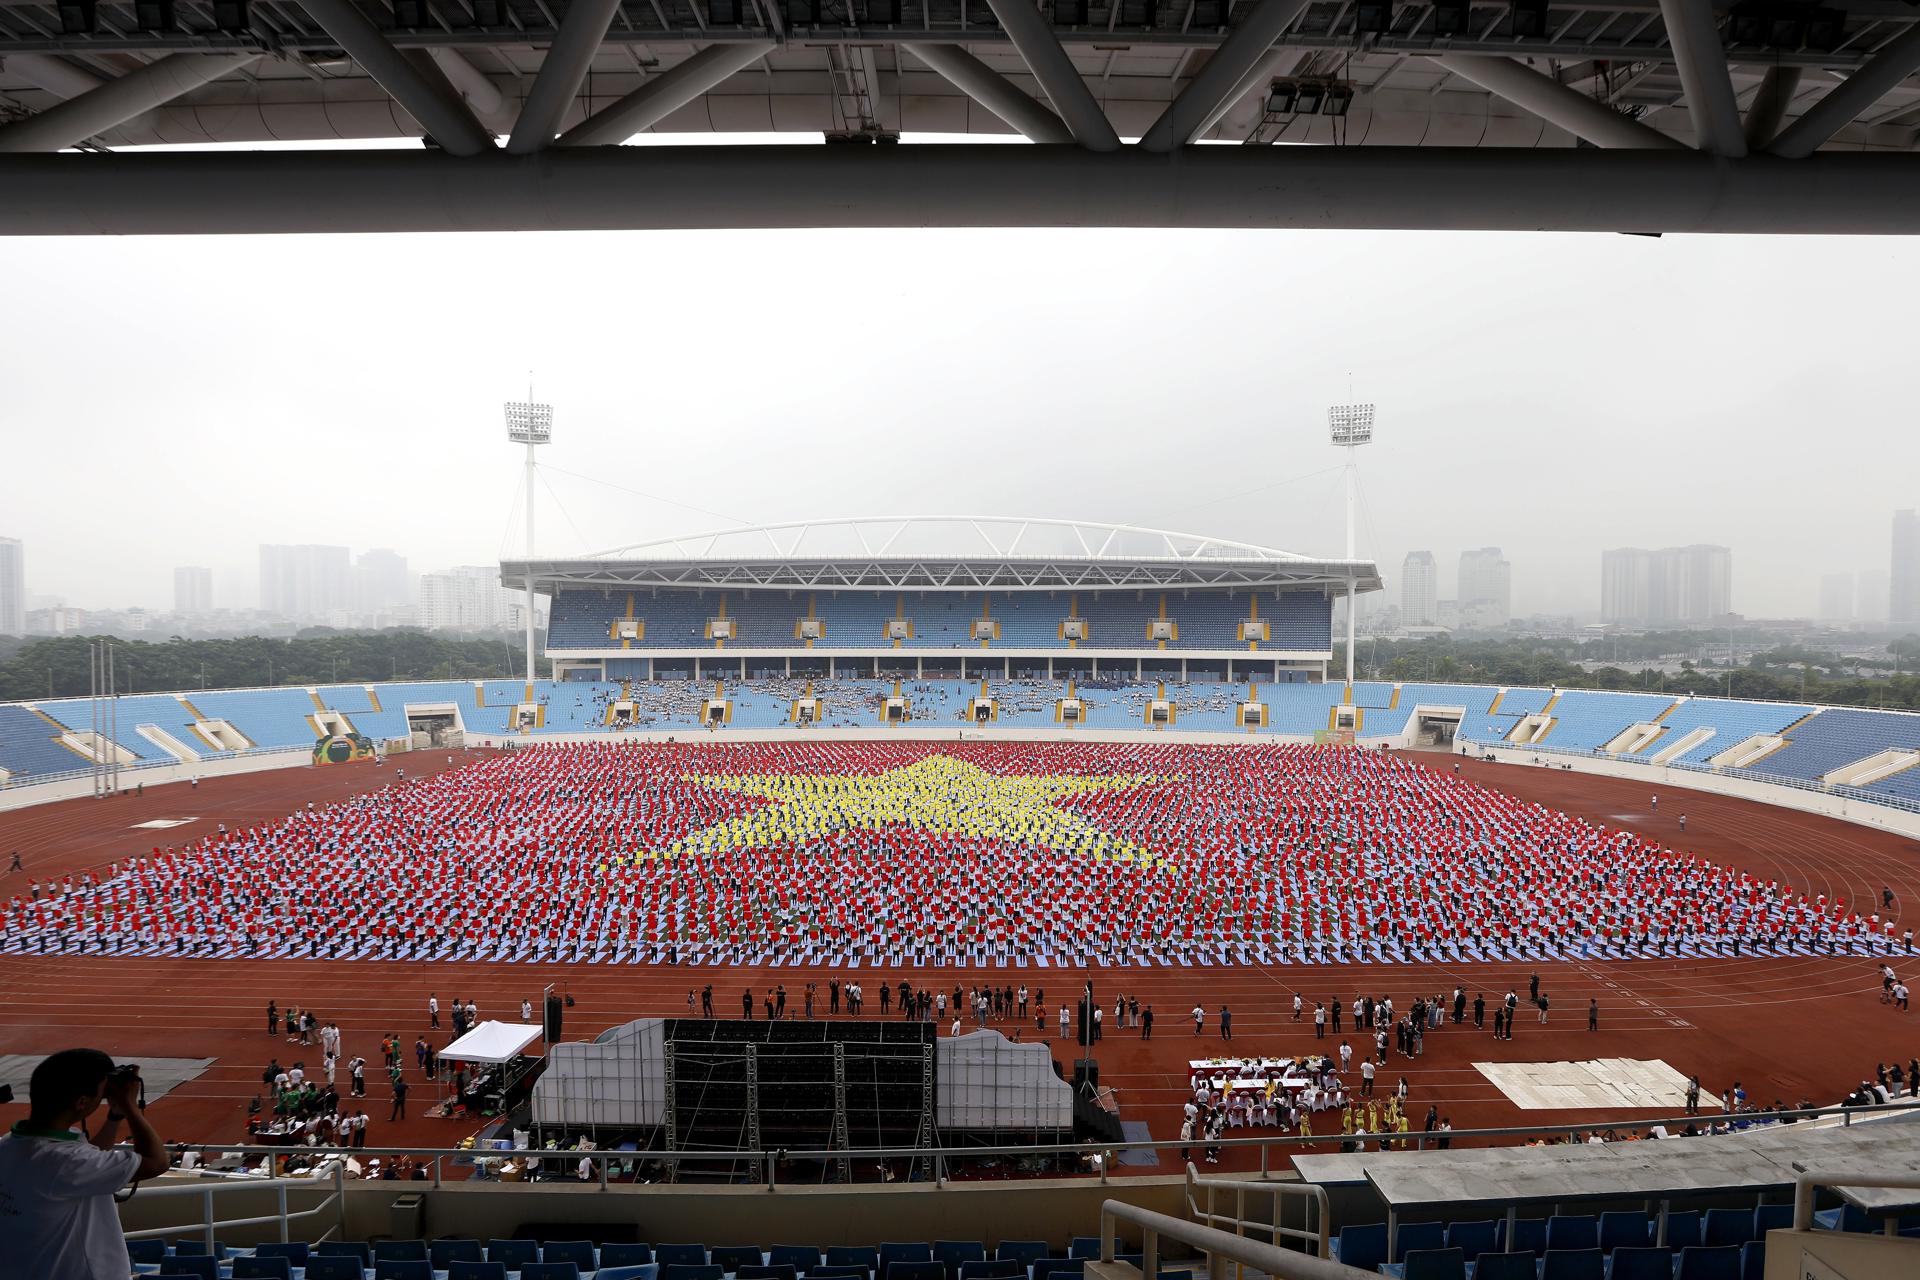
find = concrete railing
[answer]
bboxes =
[1098,1202,1372,1280]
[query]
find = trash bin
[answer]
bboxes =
[391,1192,425,1241]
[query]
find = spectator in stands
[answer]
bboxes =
[0,1049,168,1280]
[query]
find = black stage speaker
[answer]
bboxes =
[1073,1058,1099,1090]
[544,994,564,1041]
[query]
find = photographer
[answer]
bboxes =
[0,1049,169,1279]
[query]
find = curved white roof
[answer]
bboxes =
[504,516,1381,593]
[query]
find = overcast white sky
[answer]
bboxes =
[1,219,1913,619]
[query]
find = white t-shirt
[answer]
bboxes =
[0,1129,141,1280]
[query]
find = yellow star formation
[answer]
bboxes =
[641,753,1166,863]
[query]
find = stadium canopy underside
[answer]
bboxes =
[5,0,1920,235]
[500,516,1384,593]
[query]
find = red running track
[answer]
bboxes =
[1,748,1916,1178]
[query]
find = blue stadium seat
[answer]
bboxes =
[374,1261,432,1280]
[1545,1218,1599,1253]
[657,1245,712,1268]
[769,1246,824,1273]
[662,1267,723,1280]
[995,1242,1049,1268]
[1602,1247,1671,1280]
[1395,1223,1447,1261]
[1380,1245,1465,1280]
[712,1246,766,1272]
[1030,1260,1084,1280]
[1332,1225,1390,1274]
[254,1243,310,1266]
[521,1264,584,1280]
[602,1244,657,1268]
[234,1260,294,1280]
[599,1269,662,1280]
[1067,1238,1104,1260]
[1663,1214,1702,1250]
[1672,1247,1740,1280]
[740,1266,799,1280]
[1701,1210,1753,1250]
[1598,1215,1650,1254]
[810,1269,874,1280]
[129,1240,168,1265]
[934,1241,987,1279]
[1466,1253,1535,1280]
[488,1239,542,1270]
[1497,1221,1548,1259]
[959,1263,1025,1280]
[448,1263,511,1280]
[432,1240,485,1267]
[1751,1205,1793,1237]
[317,1242,374,1264]
[374,1240,430,1262]
[1536,1250,1603,1280]
[303,1257,368,1280]
[159,1260,220,1280]
[1738,1243,1764,1280]
[881,1245,935,1270]
[1447,1221,1499,1262]
[542,1242,597,1271]
[887,1263,950,1280]
[170,1240,227,1259]
[826,1247,881,1277]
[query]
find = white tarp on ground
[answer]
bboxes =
[937,1029,1073,1131]
[532,1018,667,1130]
[439,1020,543,1065]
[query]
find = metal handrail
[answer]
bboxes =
[123,1165,346,1252]
[1792,1171,1920,1237]
[159,1097,1920,1188]
[1099,1201,1373,1280]
[0,744,312,793]
[1184,1161,1331,1263]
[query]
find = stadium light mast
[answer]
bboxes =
[505,396,553,684]
[1328,403,1374,688]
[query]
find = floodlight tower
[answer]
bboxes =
[506,397,553,684]
[1328,403,1375,688]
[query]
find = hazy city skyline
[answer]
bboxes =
[2,230,1916,622]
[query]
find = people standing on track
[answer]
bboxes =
[267,1001,278,1036]
[389,1078,407,1121]
[1588,998,1599,1030]
[5,852,21,875]
[1314,1002,1326,1039]
[1218,1005,1231,1041]
[1679,814,1687,832]
[428,994,439,1029]
[521,998,533,1022]
[1141,1005,1154,1039]
[1192,1003,1205,1035]
[1537,993,1550,1024]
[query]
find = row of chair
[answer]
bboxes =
[1331,1206,1801,1272]
[1381,1242,1765,1280]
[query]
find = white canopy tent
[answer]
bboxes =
[439,1020,543,1065]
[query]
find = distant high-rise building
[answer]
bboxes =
[1401,551,1438,626]
[1457,547,1512,630]
[1602,545,1730,625]
[0,537,22,636]
[353,548,411,617]
[1893,509,1920,626]
[417,566,518,631]
[1858,569,1890,623]
[173,566,213,616]
[1819,572,1855,622]
[258,544,353,622]
[1601,548,1652,624]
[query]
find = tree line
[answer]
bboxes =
[0,630,548,701]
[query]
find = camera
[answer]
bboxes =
[110,1064,142,1085]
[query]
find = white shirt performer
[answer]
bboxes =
[0,1049,169,1280]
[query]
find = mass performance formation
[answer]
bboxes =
[3,743,1899,965]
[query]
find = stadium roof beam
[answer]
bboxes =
[907,44,1074,144]
[1658,0,1747,156]
[428,48,518,137]
[1769,20,1920,158]
[1434,54,1687,149]
[982,0,1121,150]
[1744,66,1803,150]
[296,0,496,157]
[506,0,623,153]
[0,52,258,153]
[1194,47,1310,142]
[8,146,1920,236]
[1139,0,1313,151]
[556,41,778,147]
[3,52,103,99]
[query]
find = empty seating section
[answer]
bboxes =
[1759,707,1920,783]
[1460,687,1551,743]
[1262,682,1346,734]
[543,588,1333,652]
[344,682,473,741]
[1639,699,1814,765]
[37,693,193,762]
[1541,692,1675,751]
[185,689,321,749]
[1352,682,1396,708]
[0,703,89,777]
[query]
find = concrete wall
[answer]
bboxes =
[1478,745,1920,842]
[1761,1226,1920,1280]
